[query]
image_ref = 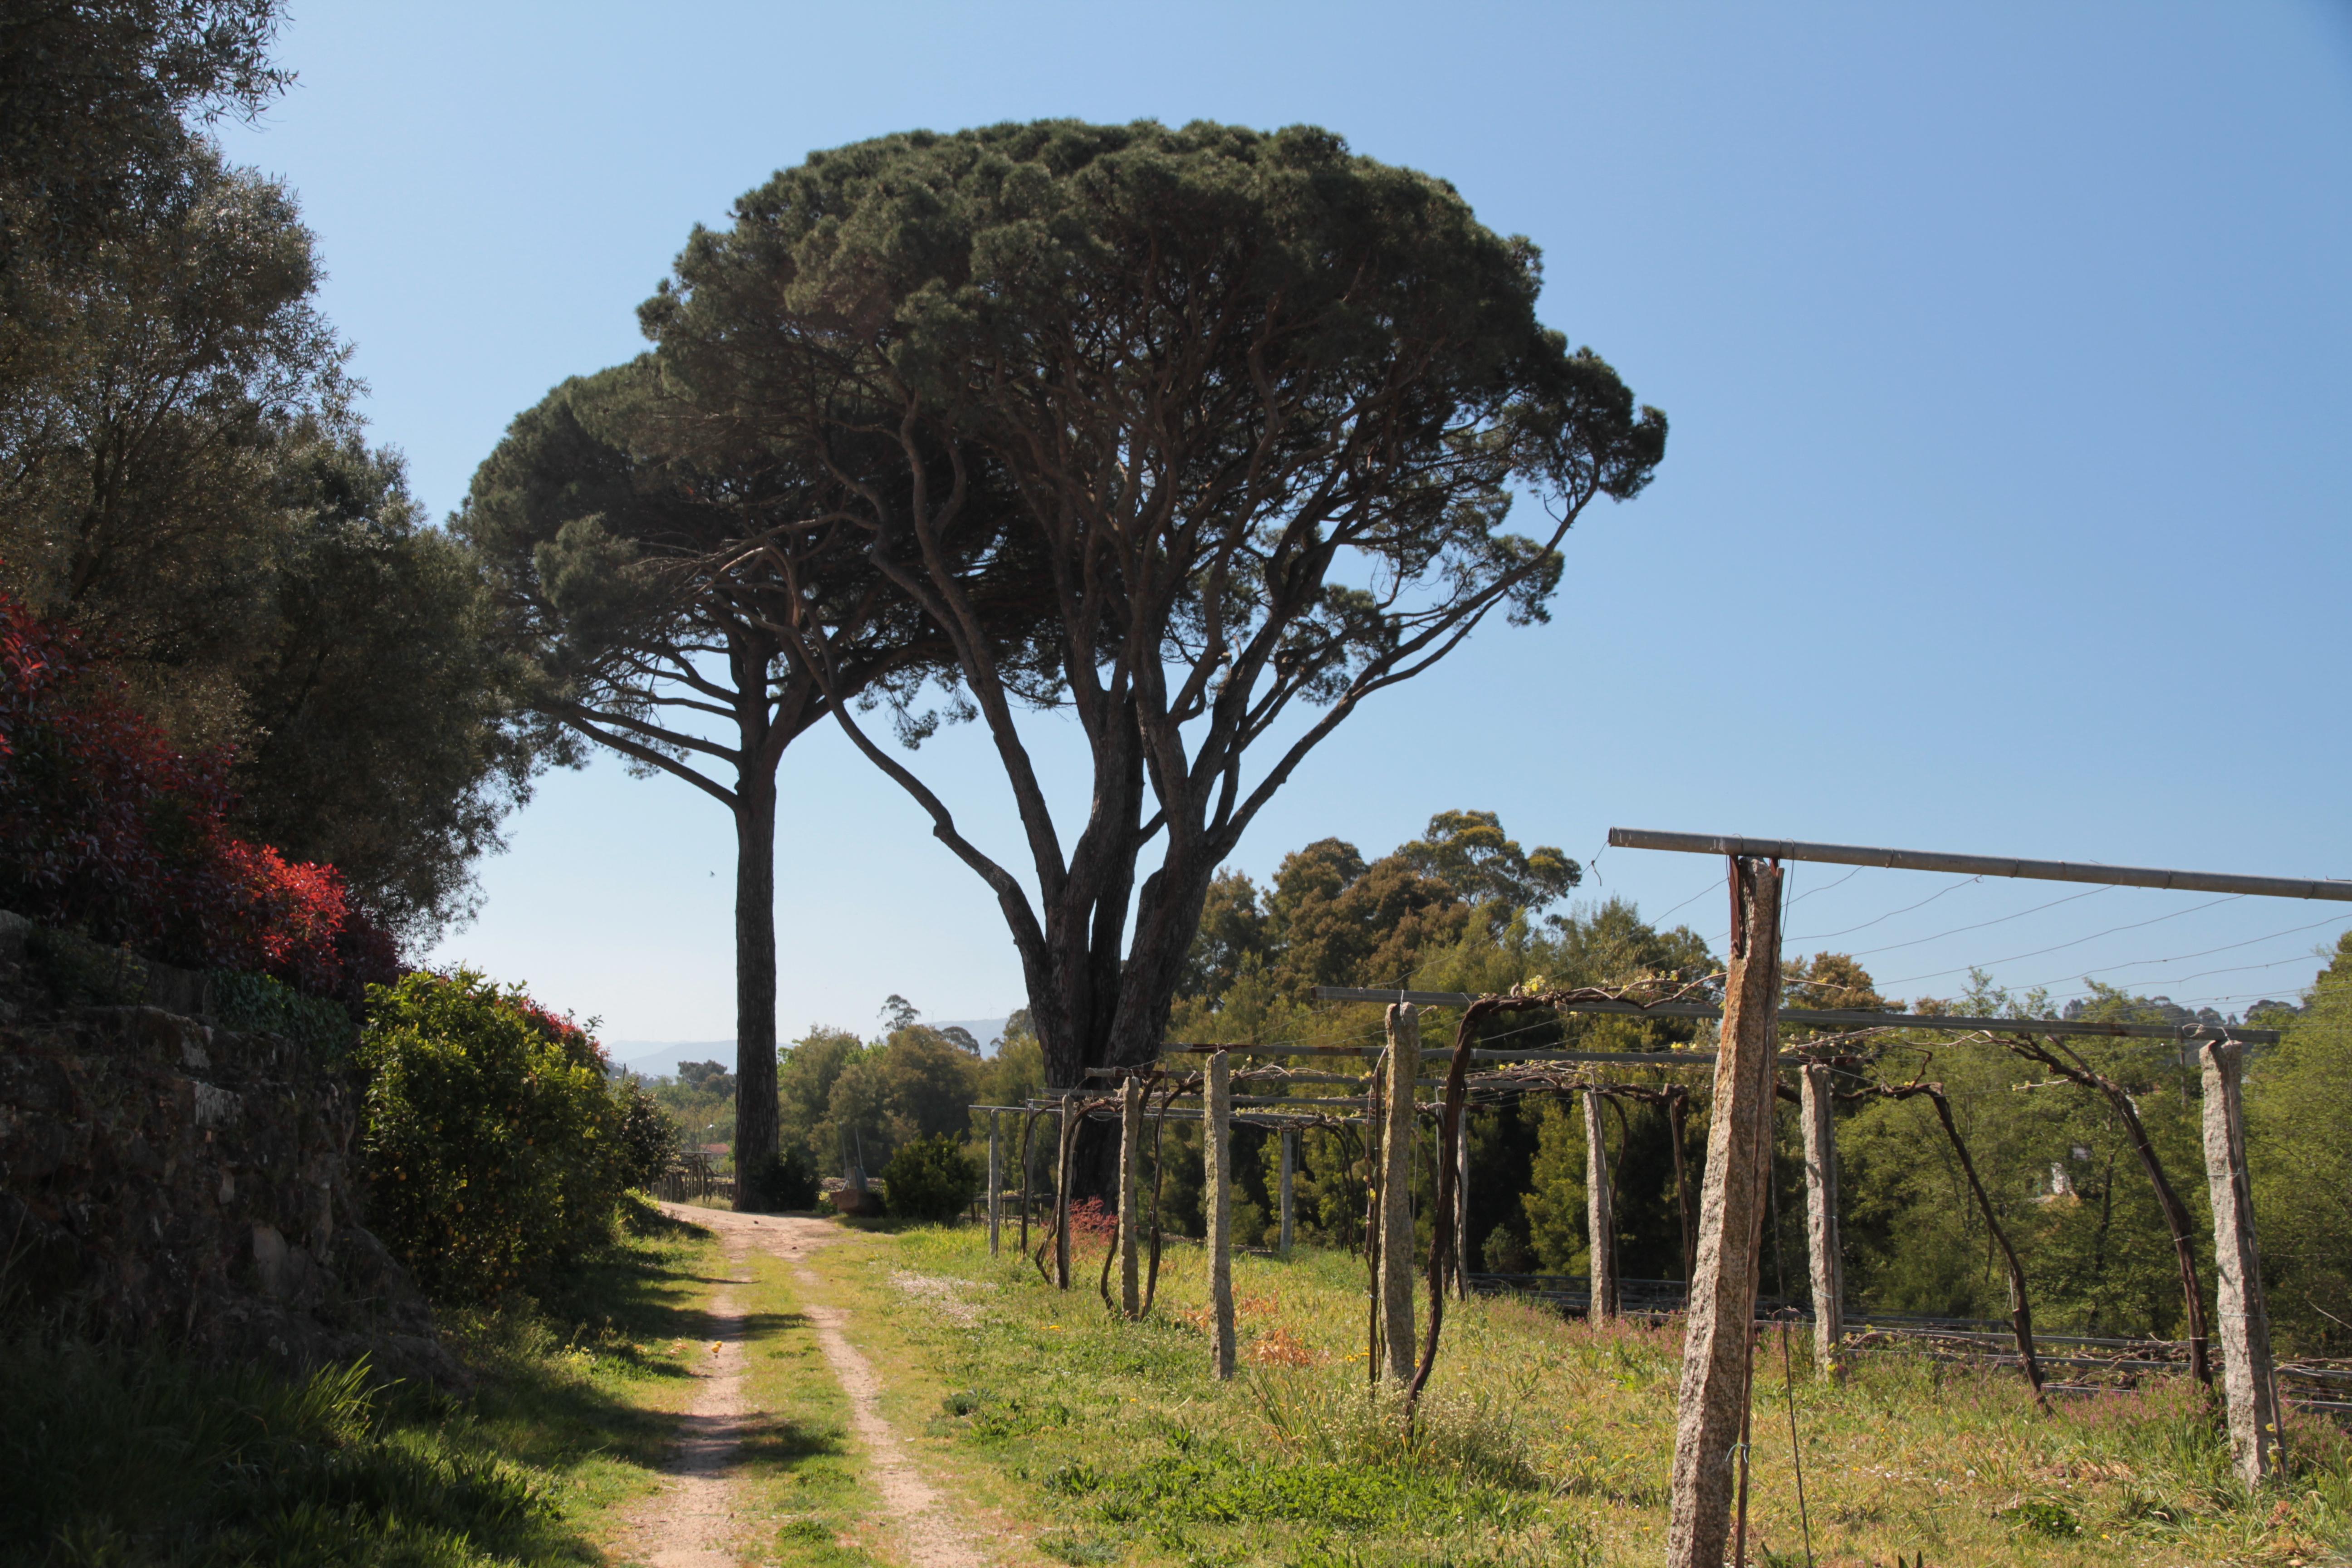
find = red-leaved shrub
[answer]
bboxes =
[1065,1196,1118,1242]
[0,589,395,1004]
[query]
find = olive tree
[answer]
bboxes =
[645,119,1667,1113]
[2,0,288,417]
[0,98,546,940]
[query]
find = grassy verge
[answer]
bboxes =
[724,1240,889,1567]
[804,1221,2352,1568]
[0,1199,728,1567]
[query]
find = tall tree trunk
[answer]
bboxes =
[733,764,779,1210]
[1039,812,1220,1203]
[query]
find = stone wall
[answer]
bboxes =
[0,911,455,1383]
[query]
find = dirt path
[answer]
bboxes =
[795,1273,989,1568]
[603,1210,778,1568]
[609,1205,988,1568]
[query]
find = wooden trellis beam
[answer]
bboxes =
[1278,1128,1297,1253]
[1668,856,1783,1568]
[1607,825,2352,902]
[1310,988,2278,1045]
[1452,1108,1471,1300]
[1205,1051,1236,1379]
[2200,1040,2282,1490]
[1799,1064,1842,1378]
[1054,1093,1075,1290]
[986,1110,1001,1257]
[1583,1085,1618,1321]
[1117,1077,1144,1318]
[1379,1004,1418,1383]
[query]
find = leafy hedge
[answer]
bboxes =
[356,969,667,1298]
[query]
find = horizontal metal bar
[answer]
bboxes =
[1607,826,2352,903]
[1245,1071,1374,1086]
[1168,1041,1723,1066]
[1308,989,1610,1012]
[2026,1384,2346,1406]
[1475,1048,1720,1065]
[1158,1082,1697,1110]
[1166,1042,1385,1057]
[1011,1099,1367,1126]
[1084,1063,1578,1084]
[1041,1108,1368,1125]
[1773,1007,2274,1044]
[1847,1346,2191,1373]
[1309,987,2276,1044]
[1236,1117,1365,1127]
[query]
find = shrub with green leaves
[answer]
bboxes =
[356,968,637,1298]
[612,1075,678,1191]
[881,1133,980,1223]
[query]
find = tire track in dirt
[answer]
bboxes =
[608,1215,762,1568]
[793,1264,988,1568]
[615,1205,988,1568]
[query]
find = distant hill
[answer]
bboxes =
[608,1042,733,1080]
[610,1018,1014,1080]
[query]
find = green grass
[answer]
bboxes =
[16,1204,2340,1567]
[0,1200,726,1567]
[727,1244,891,1566]
[810,1222,2352,1568]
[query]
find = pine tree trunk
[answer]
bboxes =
[1034,837,1224,1203]
[732,767,779,1210]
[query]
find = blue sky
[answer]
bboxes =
[218,3,2352,1045]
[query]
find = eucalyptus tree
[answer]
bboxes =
[643,119,1668,1113]
[460,360,1038,1204]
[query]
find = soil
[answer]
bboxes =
[799,1274,989,1568]
[608,1206,990,1568]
